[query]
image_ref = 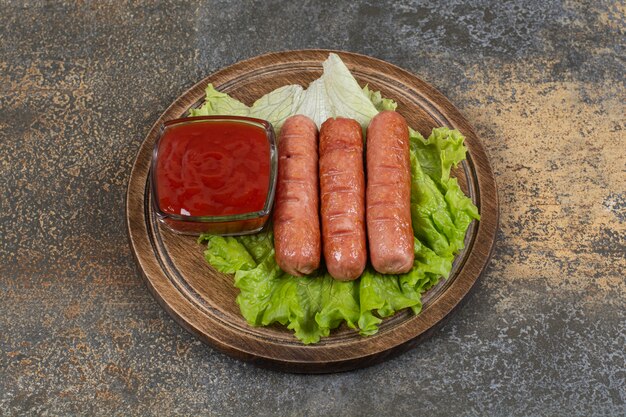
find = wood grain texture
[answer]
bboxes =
[125,50,499,373]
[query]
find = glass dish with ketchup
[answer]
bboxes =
[151,116,277,235]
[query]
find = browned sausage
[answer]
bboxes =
[366,111,414,274]
[319,117,367,281]
[273,115,321,276]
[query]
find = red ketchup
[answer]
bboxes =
[153,117,273,235]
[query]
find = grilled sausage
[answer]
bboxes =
[319,117,367,281]
[273,115,321,276]
[366,111,414,274]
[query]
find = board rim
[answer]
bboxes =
[126,49,499,373]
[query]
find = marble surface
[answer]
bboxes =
[1,1,624,416]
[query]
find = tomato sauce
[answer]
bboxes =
[155,119,271,217]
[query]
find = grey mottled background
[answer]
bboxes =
[1,1,625,416]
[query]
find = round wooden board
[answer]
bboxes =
[126,50,498,373]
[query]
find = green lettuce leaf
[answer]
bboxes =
[411,127,467,183]
[198,235,255,274]
[363,85,397,111]
[249,85,305,130]
[190,84,250,117]
[190,53,380,132]
[196,54,480,344]
[313,53,379,129]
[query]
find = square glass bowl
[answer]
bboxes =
[150,115,277,235]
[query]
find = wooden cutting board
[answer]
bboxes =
[126,50,498,373]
